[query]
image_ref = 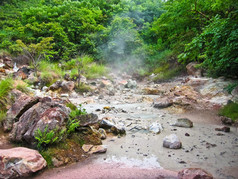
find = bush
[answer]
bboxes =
[34,125,66,151]
[0,78,13,114]
[219,103,238,122]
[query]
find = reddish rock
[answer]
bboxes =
[9,97,70,145]
[3,93,39,132]
[3,56,13,69]
[0,147,47,179]
[14,66,31,80]
[61,81,75,92]
[178,168,213,179]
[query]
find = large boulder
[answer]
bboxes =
[9,97,71,146]
[0,147,47,179]
[3,92,39,132]
[178,168,213,179]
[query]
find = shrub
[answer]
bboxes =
[0,78,13,114]
[219,103,238,122]
[34,125,66,150]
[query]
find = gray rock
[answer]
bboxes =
[0,147,47,179]
[163,134,182,149]
[153,98,173,109]
[78,113,99,127]
[171,118,193,128]
[125,79,137,89]
[149,122,163,134]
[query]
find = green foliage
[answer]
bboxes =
[38,60,63,86]
[66,118,80,135]
[75,83,92,93]
[0,110,7,122]
[0,78,13,113]
[69,104,87,118]
[63,55,107,79]
[34,125,65,150]
[224,83,238,94]
[179,16,238,77]
[16,83,30,94]
[219,103,238,121]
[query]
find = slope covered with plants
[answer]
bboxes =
[0,0,237,77]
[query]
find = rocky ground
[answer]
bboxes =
[35,72,238,179]
[1,57,238,178]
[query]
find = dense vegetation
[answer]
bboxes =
[0,0,237,77]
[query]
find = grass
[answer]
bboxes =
[0,78,13,121]
[152,64,184,81]
[219,103,238,121]
[38,60,63,86]
[63,55,107,80]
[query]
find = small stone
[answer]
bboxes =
[163,134,182,149]
[172,118,193,128]
[178,168,213,179]
[185,133,190,136]
[215,126,230,132]
[149,122,163,134]
[220,116,233,125]
[98,128,107,140]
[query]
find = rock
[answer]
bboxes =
[98,128,107,139]
[9,97,71,146]
[49,80,75,93]
[99,119,126,135]
[61,93,69,98]
[178,168,213,179]
[99,80,112,88]
[186,62,202,77]
[153,98,173,109]
[171,118,193,128]
[143,88,161,95]
[49,80,62,91]
[61,81,75,92]
[42,86,48,92]
[100,119,116,129]
[163,134,182,149]
[111,125,126,135]
[27,72,38,85]
[149,122,163,134]
[215,126,230,132]
[0,147,47,179]
[3,93,40,132]
[52,157,64,168]
[231,86,238,102]
[82,144,107,154]
[78,113,99,127]
[3,56,13,69]
[125,79,137,89]
[220,116,233,125]
[14,66,31,80]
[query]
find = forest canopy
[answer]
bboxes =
[0,0,237,77]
